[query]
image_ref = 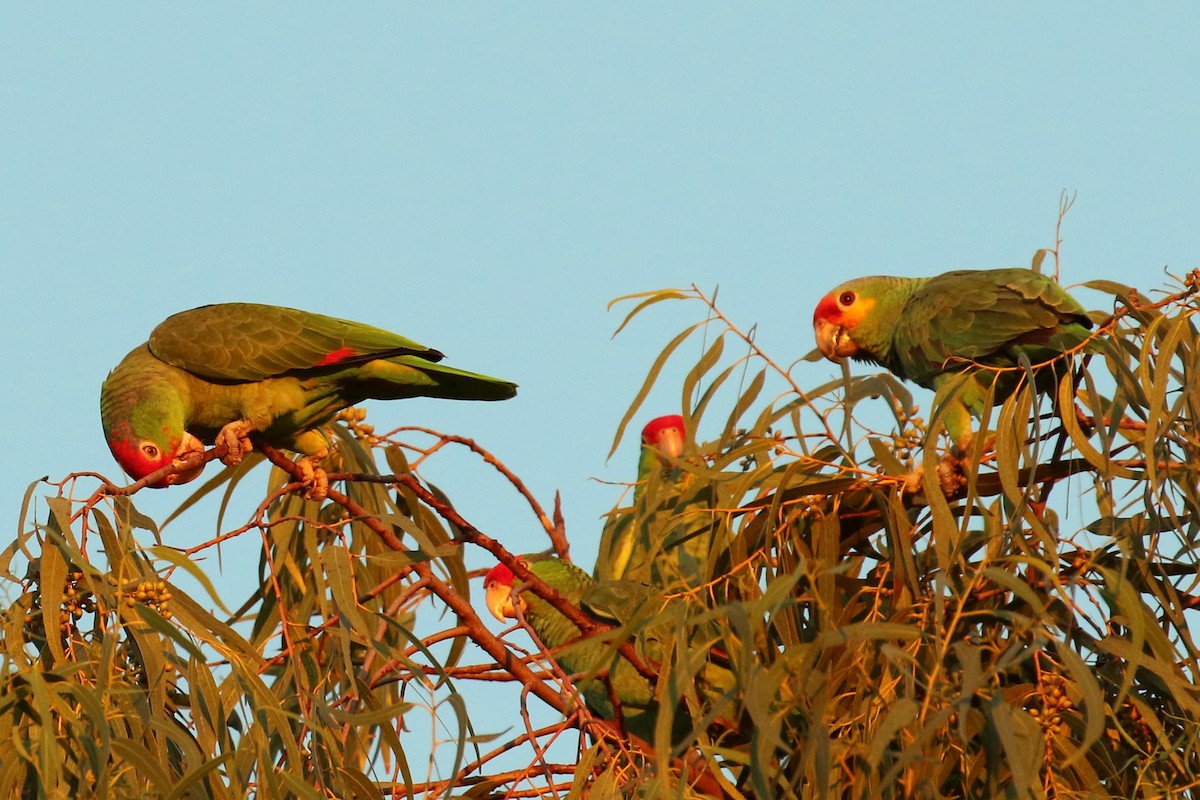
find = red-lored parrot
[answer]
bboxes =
[633,415,719,590]
[812,268,1092,450]
[101,303,516,496]
[634,415,686,502]
[595,415,687,583]
[593,414,719,590]
[485,556,729,744]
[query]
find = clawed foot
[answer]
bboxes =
[937,433,997,497]
[216,420,255,466]
[936,454,968,497]
[900,455,968,496]
[297,456,329,502]
[901,438,993,497]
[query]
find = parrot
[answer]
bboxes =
[812,268,1093,451]
[634,415,686,504]
[485,555,731,745]
[100,303,516,497]
[594,415,717,590]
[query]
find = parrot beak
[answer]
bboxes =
[158,432,207,486]
[485,578,522,622]
[813,318,859,361]
[654,426,684,460]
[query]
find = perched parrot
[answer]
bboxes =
[485,556,730,744]
[594,415,718,591]
[634,415,686,504]
[594,415,685,583]
[100,303,516,496]
[812,268,1093,450]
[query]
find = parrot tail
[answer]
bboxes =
[352,356,517,402]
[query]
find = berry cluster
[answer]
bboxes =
[23,567,95,640]
[337,406,376,439]
[889,396,926,463]
[1116,701,1156,751]
[117,579,173,620]
[1029,673,1073,738]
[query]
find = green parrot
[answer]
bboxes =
[101,303,516,496]
[633,415,687,504]
[812,268,1093,450]
[485,556,730,745]
[594,415,685,583]
[594,415,719,591]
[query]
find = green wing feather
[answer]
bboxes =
[595,418,714,590]
[522,557,731,744]
[594,444,662,583]
[521,559,656,724]
[149,303,443,382]
[892,268,1092,389]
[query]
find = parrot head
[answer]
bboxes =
[104,423,207,487]
[484,562,523,622]
[641,415,685,459]
[101,390,207,487]
[812,277,884,363]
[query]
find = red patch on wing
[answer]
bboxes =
[315,346,359,366]
[641,414,685,445]
[485,563,515,587]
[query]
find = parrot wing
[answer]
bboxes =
[149,303,444,382]
[893,269,1091,383]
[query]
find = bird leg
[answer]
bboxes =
[900,452,969,497]
[940,431,999,497]
[297,452,330,502]
[215,420,256,466]
[901,429,997,498]
[936,454,969,497]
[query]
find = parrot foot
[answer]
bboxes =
[942,432,996,495]
[216,421,255,466]
[937,455,968,497]
[297,456,329,502]
[899,454,969,497]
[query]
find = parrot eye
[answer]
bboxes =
[140,442,161,461]
[839,291,856,307]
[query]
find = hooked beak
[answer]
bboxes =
[813,318,859,361]
[654,426,684,459]
[485,578,522,622]
[156,432,207,487]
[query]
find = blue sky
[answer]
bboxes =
[2,3,1198,781]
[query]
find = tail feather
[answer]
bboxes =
[350,356,517,402]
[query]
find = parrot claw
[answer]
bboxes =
[297,456,329,502]
[216,421,255,466]
[900,447,975,498]
[937,455,968,497]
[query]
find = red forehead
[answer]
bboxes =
[813,292,843,324]
[108,436,145,472]
[485,563,514,585]
[642,414,685,443]
[107,431,172,480]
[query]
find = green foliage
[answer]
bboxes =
[1,419,478,799]
[5,264,1200,798]
[585,271,1200,798]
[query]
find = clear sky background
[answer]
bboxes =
[2,3,1198,782]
